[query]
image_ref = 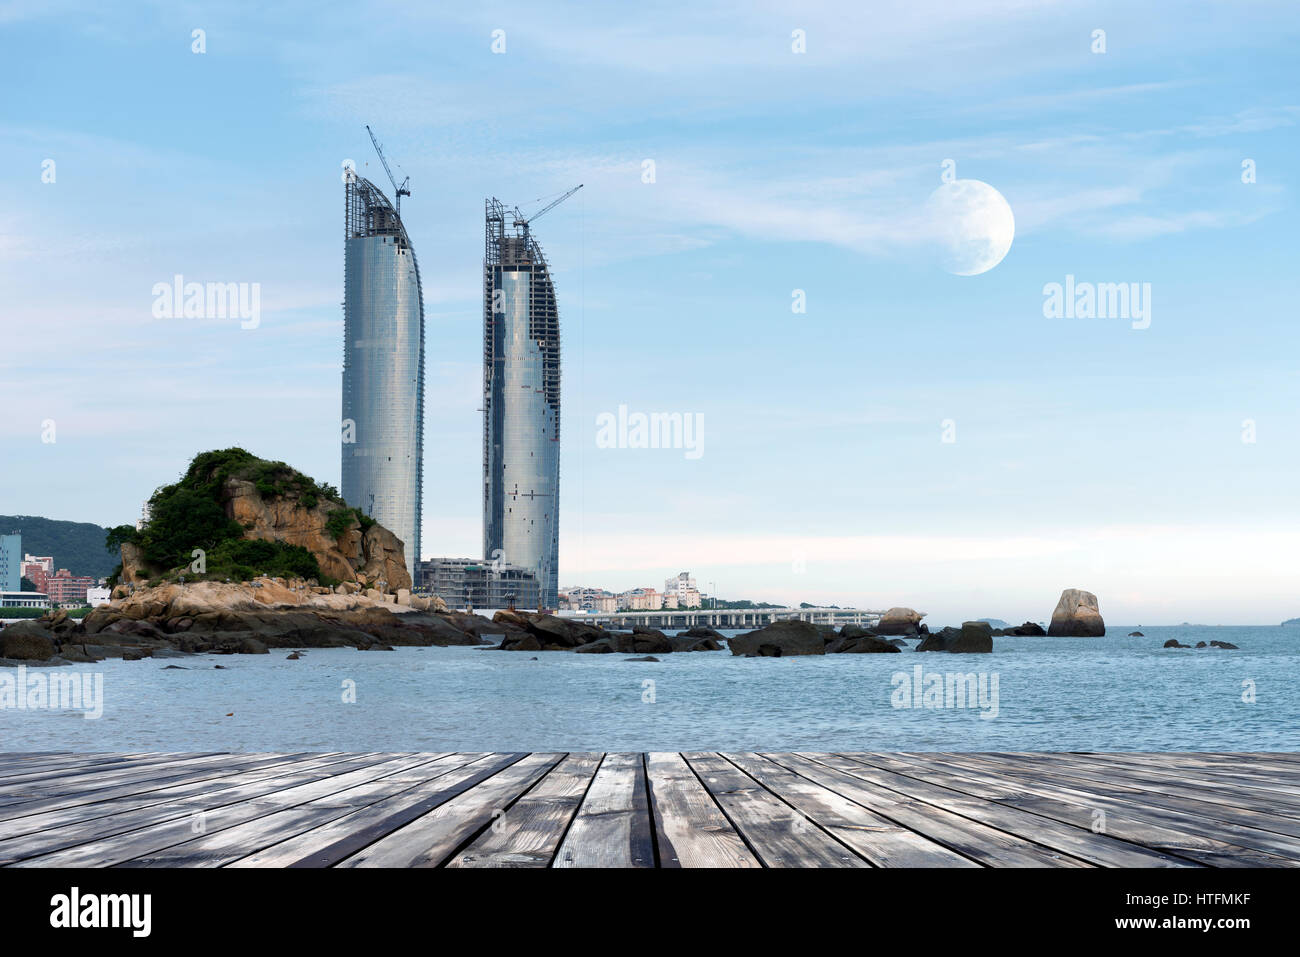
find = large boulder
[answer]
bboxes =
[1007,621,1046,637]
[729,620,825,657]
[837,624,878,639]
[915,622,994,653]
[876,607,925,636]
[669,634,722,652]
[493,611,608,649]
[629,628,674,654]
[916,627,958,652]
[826,634,900,654]
[670,626,724,651]
[950,621,993,653]
[676,626,726,642]
[1047,589,1105,636]
[0,622,57,661]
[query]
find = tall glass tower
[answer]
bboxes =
[482,198,562,609]
[342,173,424,579]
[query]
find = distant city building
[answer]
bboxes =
[0,591,49,609]
[561,587,618,613]
[621,588,663,611]
[86,586,112,607]
[664,571,703,608]
[342,169,425,581]
[417,557,540,611]
[482,197,570,610]
[44,569,96,605]
[21,553,53,593]
[0,534,21,593]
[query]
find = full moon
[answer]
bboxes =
[925,179,1015,276]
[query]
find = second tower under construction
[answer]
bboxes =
[482,197,564,609]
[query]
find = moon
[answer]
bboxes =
[925,179,1015,276]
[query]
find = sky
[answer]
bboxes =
[1,0,1298,624]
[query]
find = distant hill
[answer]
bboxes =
[0,515,118,579]
[1284,618,1300,626]
[976,618,1010,628]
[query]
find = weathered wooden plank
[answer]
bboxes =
[644,752,759,869]
[878,752,1300,868]
[930,752,1300,856]
[774,753,1092,867]
[338,753,565,867]
[725,752,978,867]
[124,754,466,867]
[449,753,605,868]
[0,753,334,838]
[553,753,656,868]
[231,753,527,868]
[683,753,868,867]
[0,752,156,780]
[820,753,1194,867]
[6,753,421,867]
[0,752,225,795]
[1013,752,1300,813]
[1095,752,1300,777]
[0,752,189,783]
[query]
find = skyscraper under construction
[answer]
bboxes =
[341,162,424,581]
[482,188,579,609]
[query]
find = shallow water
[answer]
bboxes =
[2,626,1296,752]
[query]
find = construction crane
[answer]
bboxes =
[512,184,583,237]
[365,125,411,217]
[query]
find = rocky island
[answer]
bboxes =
[0,450,505,664]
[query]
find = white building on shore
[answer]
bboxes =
[86,586,112,607]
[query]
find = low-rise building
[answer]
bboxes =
[0,591,50,610]
[562,586,618,613]
[621,588,663,611]
[86,586,112,607]
[417,557,542,611]
[44,569,97,606]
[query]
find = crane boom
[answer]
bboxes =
[365,125,411,217]
[514,184,583,231]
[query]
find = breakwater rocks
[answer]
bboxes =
[916,621,994,653]
[491,611,724,654]
[0,579,496,665]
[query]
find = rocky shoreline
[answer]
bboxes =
[2,575,1237,666]
[0,578,496,666]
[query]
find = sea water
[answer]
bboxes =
[2,626,1296,752]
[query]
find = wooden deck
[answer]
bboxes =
[1,751,1298,867]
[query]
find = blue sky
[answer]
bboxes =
[1,1,1298,624]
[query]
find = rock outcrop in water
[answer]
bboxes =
[729,620,826,656]
[876,607,926,636]
[489,612,725,654]
[917,621,993,653]
[1047,589,1105,637]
